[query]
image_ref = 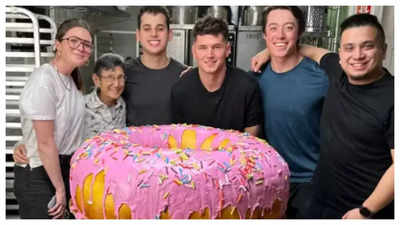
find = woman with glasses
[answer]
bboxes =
[13,52,128,218]
[14,18,93,219]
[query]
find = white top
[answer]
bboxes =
[19,63,85,168]
[83,88,126,140]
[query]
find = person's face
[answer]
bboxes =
[55,27,92,67]
[339,26,386,84]
[93,66,125,104]
[136,12,172,56]
[264,9,299,59]
[192,34,231,75]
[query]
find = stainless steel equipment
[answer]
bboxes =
[168,6,198,24]
[229,6,240,25]
[167,24,192,65]
[242,6,266,26]
[167,6,262,68]
[303,6,328,33]
[206,6,229,22]
[165,7,199,65]
[236,25,265,71]
[95,30,136,61]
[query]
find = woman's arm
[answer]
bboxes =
[33,120,66,219]
[13,142,28,164]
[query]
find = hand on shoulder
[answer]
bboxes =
[179,66,193,78]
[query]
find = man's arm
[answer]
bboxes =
[244,125,261,137]
[179,66,192,78]
[299,45,331,64]
[250,48,270,73]
[250,45,331,72]
[342,149,394,219]
[243,78,263,138]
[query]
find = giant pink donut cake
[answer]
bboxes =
[69,124,290,219]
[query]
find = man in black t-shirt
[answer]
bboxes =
[171,16,263,136]
[122,6,187,126]
[252,13,394,219]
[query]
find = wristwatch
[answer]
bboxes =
[359,206,374,218]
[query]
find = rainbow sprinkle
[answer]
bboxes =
[174,179,183,185]
[163,192,169,199]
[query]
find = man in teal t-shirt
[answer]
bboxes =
[256,6,329,218]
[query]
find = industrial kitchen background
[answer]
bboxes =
[5,5,395,218]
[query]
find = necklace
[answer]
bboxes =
[51,62,72,92]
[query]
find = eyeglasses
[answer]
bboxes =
[100,75,127,83]
[61,36,93,53]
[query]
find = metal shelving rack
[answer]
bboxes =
[5,6,57,217]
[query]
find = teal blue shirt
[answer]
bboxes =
[258,57,329,183]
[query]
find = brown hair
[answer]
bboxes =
[193,16,229,42]
[55,18,93,90]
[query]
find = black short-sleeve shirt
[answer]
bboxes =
[122,58,186,126]
[314,53,394,217]
[171,66,263,132]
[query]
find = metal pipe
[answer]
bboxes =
[333,6,341,52]
[94,34,98,61]
[6,6,41,67]
[36,14,57,42]
[99,30,136,34]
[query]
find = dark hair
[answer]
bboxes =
[262,6,305,37]
[137,6,171,30]
[340,13,386,47]
[94,53,125,76]
[193,16,229,41]
[55,18,93,90]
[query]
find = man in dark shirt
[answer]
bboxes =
[252,13,394,219]
[171,16,263,136]
[122,6,186,126]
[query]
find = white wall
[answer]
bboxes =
[381,6,394,74]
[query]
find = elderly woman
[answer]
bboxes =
[83,53,126,140]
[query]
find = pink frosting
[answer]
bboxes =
[70,124,290,219]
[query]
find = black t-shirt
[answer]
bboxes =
[122,57,186,126]
[171,66,263,132]
[314,53,394,218]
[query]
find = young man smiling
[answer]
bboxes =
[122,6,187,126]
[171,16,262,136]
[302,13,394,219]
[256,6,329,218]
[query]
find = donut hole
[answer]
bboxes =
[125,127,232,152]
